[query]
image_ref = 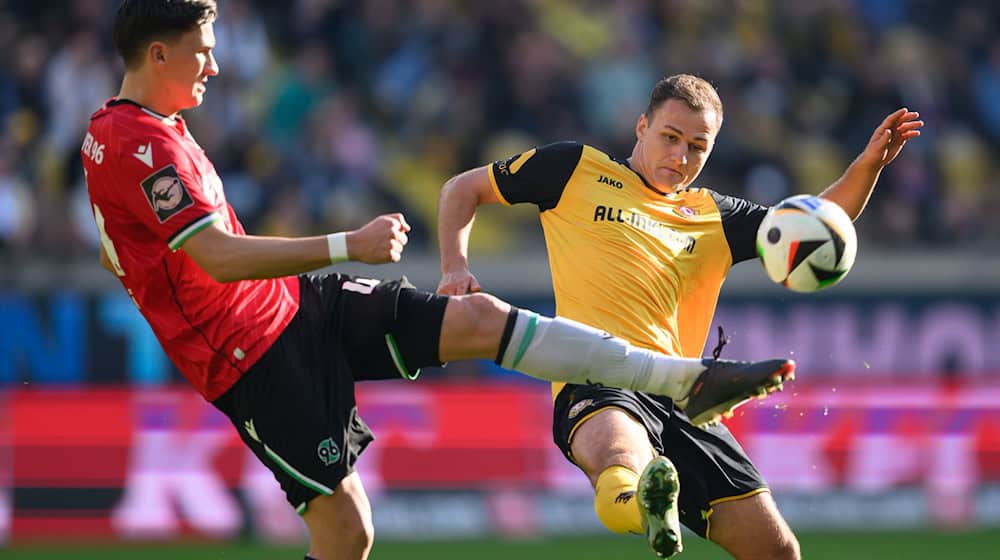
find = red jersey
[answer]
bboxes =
[82,99,300,400]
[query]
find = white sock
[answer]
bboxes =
[498,311,706,399]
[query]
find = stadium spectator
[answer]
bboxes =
[0,0,997,257]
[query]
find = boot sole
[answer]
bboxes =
[638,457,683,558]
[688,362,796,427]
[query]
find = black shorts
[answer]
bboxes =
[553,384,768,538]
[213,273,448,513]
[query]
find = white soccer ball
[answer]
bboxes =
[755,195,858,292]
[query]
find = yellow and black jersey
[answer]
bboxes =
[488,142,768,395]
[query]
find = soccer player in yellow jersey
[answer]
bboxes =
[437,74,922,559]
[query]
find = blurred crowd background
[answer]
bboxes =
[1,2,1000,551]
[2,0,999,262]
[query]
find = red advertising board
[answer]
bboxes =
[2,380,1000,539]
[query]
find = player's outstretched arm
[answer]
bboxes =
[436,166,499,295]
[820,108,923,220]
[181,213,410,283]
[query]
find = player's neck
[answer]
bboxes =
[118,74,179,119]
[625,154,676,196]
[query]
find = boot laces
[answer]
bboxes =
[711,325,730,360]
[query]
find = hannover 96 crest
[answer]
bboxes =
[317,437,341,466]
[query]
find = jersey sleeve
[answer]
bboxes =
[115,133,222,251]
[488,141,584,211]
[709,190,770,264]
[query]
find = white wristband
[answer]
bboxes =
[326,232,349,264]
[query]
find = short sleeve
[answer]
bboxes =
[709,190,769,264]
[488,141,584,211]
[116,134,222,251]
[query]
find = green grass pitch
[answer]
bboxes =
[3,531,999,559]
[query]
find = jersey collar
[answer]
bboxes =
[614,156,671,197]
[108,98,181,124]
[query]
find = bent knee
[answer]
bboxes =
[341,515,375,553]
[454,292,509,323]
[303,488,375,558]
[440,293,511,360]
[570,409,655,481]
[321,511,374,556]
[736,532,799,560]
[768,534,800,560]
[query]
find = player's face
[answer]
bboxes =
[633,99,719,193]
[156,22,219,112]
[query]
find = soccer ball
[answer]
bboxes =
[755,195,857,292]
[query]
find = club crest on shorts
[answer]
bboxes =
[568,398,593,419]
[317,437,341,466]
[140,164,193,223]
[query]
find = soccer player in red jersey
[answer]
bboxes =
[83,2,795,558]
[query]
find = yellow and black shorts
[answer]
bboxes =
[553,383,769,538]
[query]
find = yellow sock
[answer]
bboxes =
[594,465,644,535]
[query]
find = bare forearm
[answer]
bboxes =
[184,212,408,282]
[438,177,479,272]
[197,234,332,282]
[821,108,923,221]
[819,158,882,221]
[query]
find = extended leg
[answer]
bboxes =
[436,293,793,425]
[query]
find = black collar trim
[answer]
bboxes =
[613,156,669,197]
[108,98,175,121]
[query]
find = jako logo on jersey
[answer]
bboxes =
[597,175,623,189]
[140,164,194,223]
[496,148,536,176]
[81,132,105,165]
[317,438,341,466]
[133,142,154,168]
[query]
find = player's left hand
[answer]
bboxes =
[857,108,923,169]
[347,213,411,264]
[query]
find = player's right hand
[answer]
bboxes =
[437,269,482,295]
[856,108,923,170]
[347,213,410,264]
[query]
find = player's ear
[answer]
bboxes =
[636,112,649,140]
[150,42,167,65]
